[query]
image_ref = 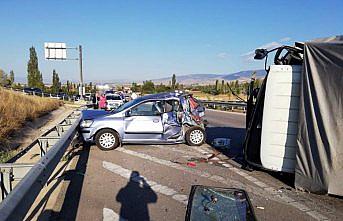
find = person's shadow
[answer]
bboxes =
[116,171,158,221]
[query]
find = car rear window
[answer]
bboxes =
[106,95,121,100]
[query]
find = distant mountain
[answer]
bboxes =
[151,69,266,85]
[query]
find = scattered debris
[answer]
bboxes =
[188,150,221,163]
[171,160,183,164]
[187,162,197,167]
[256,206,265,210]
[280,186,292,191]
[212,138,231,149]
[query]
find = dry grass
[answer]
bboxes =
[0,87,62,149]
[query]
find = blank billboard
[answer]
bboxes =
[44,42,67,60]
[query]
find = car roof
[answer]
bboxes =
[106,93,121,97]
[138,92,189,101]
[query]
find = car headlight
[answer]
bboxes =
[80,119,94,128]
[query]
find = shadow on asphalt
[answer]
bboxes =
[45,144,91,221]
[116,171,158,221]
[205,126,246,164]
[23,144,90,220]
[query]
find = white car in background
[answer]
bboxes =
[105,93,124,110]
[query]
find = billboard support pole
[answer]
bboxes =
[78,45,84,98]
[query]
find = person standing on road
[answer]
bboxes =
[92,92,99,109]
[99,94,107,110]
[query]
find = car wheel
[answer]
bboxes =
[186,127,206,146]
[95,129,120,151]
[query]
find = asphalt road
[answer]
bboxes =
[52,110,343,221]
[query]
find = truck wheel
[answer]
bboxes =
[186,127,206,146]
[95,129,120,151]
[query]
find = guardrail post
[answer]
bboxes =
[0,171,11,201]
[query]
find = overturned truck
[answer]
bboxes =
[244,36,343,195]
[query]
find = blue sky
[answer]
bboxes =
[0,0,342,83]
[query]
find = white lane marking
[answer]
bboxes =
[103,161,188,205]
[222,163,232,168]
[103,208,127,221]
[151,145,204,158]
[116,147,328,221]
[116,148,253,191]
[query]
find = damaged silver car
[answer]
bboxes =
[79,92,206,150]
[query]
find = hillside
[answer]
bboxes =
[151,70,266,85]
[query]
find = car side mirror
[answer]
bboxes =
[185,185,257,221]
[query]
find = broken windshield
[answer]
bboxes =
[187,186,256,221]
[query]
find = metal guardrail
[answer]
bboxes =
[200,100,247,112]
[0,111,81,221]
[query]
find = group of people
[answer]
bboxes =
[91,91,138,110]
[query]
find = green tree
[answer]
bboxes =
[156,83,169,93]
[0,69,7,86]
[234,80,241,94]
[9,70,14,85]
[27,46,44,89]
[131,82,138,92]
[89,82,93,93]
[142,80,155,94]
[66,80,71,93]
[171,74,176,90]
[52,69,61,93]
[221,80,224,94]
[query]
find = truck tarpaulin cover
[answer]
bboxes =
[295,36,343,195]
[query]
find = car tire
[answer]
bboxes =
[95,129,120,151]
[186,126,206,146]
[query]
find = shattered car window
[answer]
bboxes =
[162,100,179,113]
[188,186,256,221]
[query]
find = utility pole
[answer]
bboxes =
[79,45,84,97]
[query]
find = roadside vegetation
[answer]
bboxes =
[0,88,62,154]
[131,73,263,101]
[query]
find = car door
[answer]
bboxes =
[124,101,163,140]
[161,100,182,140]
